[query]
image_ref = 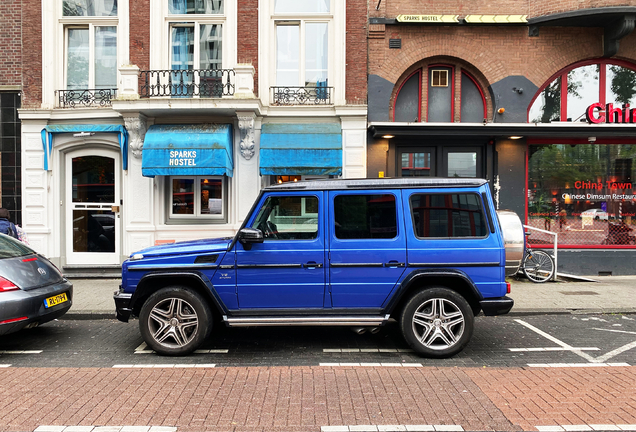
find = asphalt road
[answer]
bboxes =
[1,313,634,368]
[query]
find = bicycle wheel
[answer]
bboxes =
[523,250,555,283]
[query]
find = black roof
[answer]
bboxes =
[264,178,488,191]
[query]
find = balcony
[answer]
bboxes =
[271,86,333,105]
[140,69,235,98]
[56,89,117,108]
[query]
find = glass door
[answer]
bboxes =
[398,147,436,177]
[66,149,120,265]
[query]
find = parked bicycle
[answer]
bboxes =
[521,232,555,283]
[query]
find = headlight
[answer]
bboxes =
[130,253,144,261]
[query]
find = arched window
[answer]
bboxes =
[529,59,636,123]
[393,65,486,123]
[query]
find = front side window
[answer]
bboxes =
[334,194,397,239]
[410,193,487,238]
[65,25,117,90]
[529,60,636,123]
[393,66,486,123]
[251,196,318,240]
[170,176,224,219]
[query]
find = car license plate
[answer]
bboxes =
[44,293,68,308]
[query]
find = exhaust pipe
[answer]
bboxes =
[368,327,380,334]
[351,327,367,335]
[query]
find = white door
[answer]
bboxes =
[65,149,121,265]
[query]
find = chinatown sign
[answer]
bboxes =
[586,102,636,124]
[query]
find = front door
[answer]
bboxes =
[65,149,120,265]
[236,192,326,309]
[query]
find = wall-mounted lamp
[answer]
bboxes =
[508,136,523,140]
[73,132,95,137]
[382,135,394,139]
[588,136,596,143]
[497,108,505,114]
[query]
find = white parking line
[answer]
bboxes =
[134,343,228,355]
[527,363,630,368]
[323,348,414,353]
[319,363,422,367]
[514,319,636,364]
[509,347,599,352]
[0,364,11,368]
[0,350,43,354]
[592,328,636,335]
[112,364,216,368]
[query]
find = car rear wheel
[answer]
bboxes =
[400,287,474,358]
[139,286,212,356]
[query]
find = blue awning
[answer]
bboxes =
[141,124,233,177]
[41,124,128,171]
[259,123,342,176]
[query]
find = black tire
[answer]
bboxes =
[139,286,213,356]
[400,287,474,358]
[522,250,555,283]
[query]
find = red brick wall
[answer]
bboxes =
[0,0,22,87]
[238,0,258,97]
[529,0,635,17]
[22,0,42,108]
[346,0,368,103]
[130,0,150,72]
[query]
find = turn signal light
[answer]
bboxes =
[0,277,19,292]
[506,282,511,294]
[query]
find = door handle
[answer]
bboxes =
[304,262,323,269]
[385,261,405,268]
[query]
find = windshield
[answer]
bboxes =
[0,233,36,258]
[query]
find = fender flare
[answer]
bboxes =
[130,271,228,316]
[384,268,483,314]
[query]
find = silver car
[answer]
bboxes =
[0,234,73,336]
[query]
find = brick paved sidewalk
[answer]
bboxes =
[0,366,634,432]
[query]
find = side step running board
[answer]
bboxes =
[223,314,391,327]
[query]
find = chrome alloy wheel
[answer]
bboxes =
[147,297,199,349]
[411,298,465,350]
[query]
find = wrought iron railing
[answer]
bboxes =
[139,69,235,98]
[57,89,117,108]
[271,86,333,105]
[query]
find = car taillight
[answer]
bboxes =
[506,282,511,294]
[0,277,19,292]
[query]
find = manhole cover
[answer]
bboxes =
[559,291,600,295]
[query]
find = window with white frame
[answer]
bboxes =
[169,176,226,220]
[63,1,118,91]
[166,0,224,96]
[273,0,330,89]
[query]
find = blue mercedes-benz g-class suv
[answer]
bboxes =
[115,178,524,358]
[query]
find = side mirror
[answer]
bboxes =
[238,228,264,247]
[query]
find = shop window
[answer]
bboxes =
[527,143,636,247]
[251,196,318,240]
[169,176,225,220]
[334,194,397,239]
[529,60,636,123]
[393,66,486,123]
[409,193,487,238]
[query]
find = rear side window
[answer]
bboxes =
[0,234,34,258]
[334,194,397,239]
[410,193,487,238]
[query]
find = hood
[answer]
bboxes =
[132,237,233,259]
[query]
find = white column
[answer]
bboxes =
[234,112,261,225]
[338,109,368,179]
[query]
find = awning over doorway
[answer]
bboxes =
[259,123,342,176]
[141,124,233,178]
[41,124,129,171]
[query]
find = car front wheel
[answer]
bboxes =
[139,286,212,356]
[400,287,474,358]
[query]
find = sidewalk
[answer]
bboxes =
[64,275,636,319]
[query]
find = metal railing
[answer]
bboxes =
[271,86,333,105]
[139,69,235,98]
[57,89,117,108]
[523,224,558,281]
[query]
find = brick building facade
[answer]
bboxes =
[366,1,636,275]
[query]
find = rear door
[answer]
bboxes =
[327,190,407,308]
